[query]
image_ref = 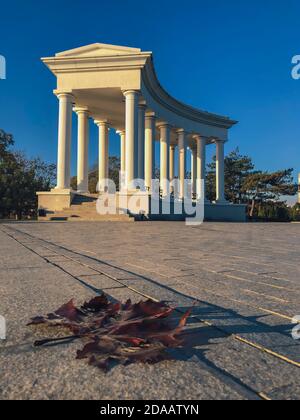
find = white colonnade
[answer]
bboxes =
[54,90,226,203]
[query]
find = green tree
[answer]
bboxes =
[0,130,56,219]
[205,170,216,202]
[206,148,254,203]
[290,203,300,221]
[256,202,291,222]
[242,169,297,218]
[71,156,121,194]
[108,156,121,190]
[0,129,14,158]
[225,149,254,203]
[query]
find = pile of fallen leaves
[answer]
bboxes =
[28,294,193,371]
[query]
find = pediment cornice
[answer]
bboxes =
[41,53,151,74]
[55,43,142,57]
[42,43,237,132]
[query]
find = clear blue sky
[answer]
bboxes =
[1,0,299,183]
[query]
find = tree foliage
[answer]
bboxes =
[71,157,121,193]
[291,203,300,221]
[206,148,254,203]
[0,129,56,219]
[206,147,297,219]
[0,129,14,158]
[242,169,296,217]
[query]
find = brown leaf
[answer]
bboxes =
[122,300,174,321]
[27,316,47,326]
[54,299,83,322]
[28,294,194,372]
[82,295,109,312]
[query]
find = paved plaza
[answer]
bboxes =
[0,221,299,400]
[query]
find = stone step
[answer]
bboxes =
[72,194,98,203]
[39,193,135,222]
[71,200,98,206]
[66,203,99,210]
[45,209,129,217]
[56,208,127,216]
[40,213,134,222]
[61,207,96,213]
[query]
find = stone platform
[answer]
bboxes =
[37,192,246,222]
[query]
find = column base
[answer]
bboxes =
[37,189,75,212]
[195,196,210,204]
[52,187,72,194]
[116,191,151,216]
[214,199,230,205]
[76,190,90,195]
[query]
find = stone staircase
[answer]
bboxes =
[39,193,135,222]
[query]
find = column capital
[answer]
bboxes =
[176,129,186,140]
[145,112,156,120]
[55,92,74,101]
[116,130,125,136]
[157,122,172,129]
[122,90,140,98]
[193,134,205,140]
[94,120,110,128]
[138,102,147,110]
[214,138,226,144]
[176,128,185,134]
[193,135,209,147]
[73,106,89,116]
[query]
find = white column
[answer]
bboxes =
[195,135,207,201]
[177,129,186,199]
[124,90,139,189]
[117,130,126,174]
[95,121,109,192]
[298,173,300,204]
[117,130,126,190]
[75,108,89,193]
[138,104,146,180]
[159,124,171,196]
[105,130,109,179]
[56,93,73,190]
[191,146,197,197]
[216,139,226,203]
[169,145,175,182]
[145,114,156,191]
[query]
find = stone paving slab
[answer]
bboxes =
[0,222,299,400]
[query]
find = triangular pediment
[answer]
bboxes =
[55,43,141,58]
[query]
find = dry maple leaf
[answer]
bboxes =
[28,294,193,372]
